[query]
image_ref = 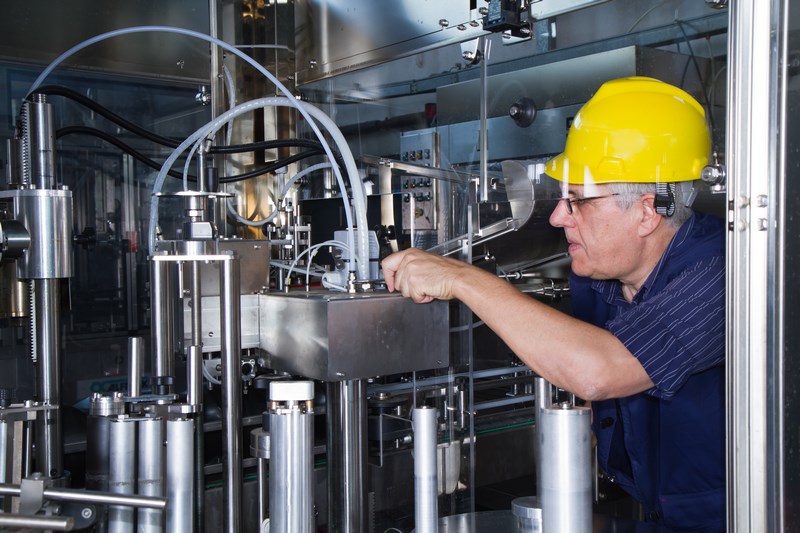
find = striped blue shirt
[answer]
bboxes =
[590,214,726,399]
[570,211,726,531]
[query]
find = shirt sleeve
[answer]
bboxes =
[605,256,725,399]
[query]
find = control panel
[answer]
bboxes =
[399,129,439,234]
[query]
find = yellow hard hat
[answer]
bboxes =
[544,76,711,185]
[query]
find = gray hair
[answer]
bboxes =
[605,182,694,229]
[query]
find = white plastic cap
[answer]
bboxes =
[270,380,314,402]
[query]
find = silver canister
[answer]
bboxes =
[539,402,592,533]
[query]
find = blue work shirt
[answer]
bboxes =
[570,211,726,532]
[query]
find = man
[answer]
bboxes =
[381,77,725,532]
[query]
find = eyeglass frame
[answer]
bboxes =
[559,193,622,215]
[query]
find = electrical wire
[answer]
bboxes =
[25,26,370,279]
[674,19,716,134]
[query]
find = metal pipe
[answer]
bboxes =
[127,337,143,398]
[108,417,136,533]
[150,258,175,384]
[25,96,56,190]
[0,513,73,531]
[166,418,194,533]
[257,459,268,529]
[413,406,439,533]
[534,377,554,499]
[190,262,202,346]
[219,254,242,533]
[326,379,368,532]
[269,381,314,532]
[187,345,202,408]
[87,393,124,532]
[137,417,164,532]
[32,278,62,479]
[539,402,591,533]
[0,485,166,509]
[0,420,7,484]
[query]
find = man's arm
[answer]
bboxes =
[382,248,654,400]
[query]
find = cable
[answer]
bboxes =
[626,0,673,34]
[34,85,182,148]
[674,19,716,135]
[225,162,332,228]
[25,26,368,278]
[56,125,191,179]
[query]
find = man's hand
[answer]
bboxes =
[381,248,467,303]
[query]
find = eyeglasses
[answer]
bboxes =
[560,193,621,215]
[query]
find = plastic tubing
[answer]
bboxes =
[224,162,332,228]
[178,98,367,279]
[285,239,351,282]
[26,26,371,281]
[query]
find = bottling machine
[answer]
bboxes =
[0,0,798,532]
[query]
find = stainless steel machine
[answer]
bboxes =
[1,1,795,532]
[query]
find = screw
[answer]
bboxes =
[82,507,93,519]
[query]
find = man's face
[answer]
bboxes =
[549,184,642,280]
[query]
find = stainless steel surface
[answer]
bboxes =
[257,459,268,530]
[150,257,175,382]
[326,380,368,533]
[436,46,710,126]
[137,417,164,532]
[2,189,74,279]
[187,345,202,408]
[127,337,143,398]
[219,253,242,533]
[166,418,194,533]
[190,262,202,347]
[726,0,779,530]
[422,510,677,532]
[413,406,439,533]
[295,0,485,85]
[32,278,62,479]
[269,385,314,533]
[25,97,56,190]
[533,376,554,495]
[0,483,167,509]
[259,291,449,381]
[108,417,136,533]
[539,404,592,533]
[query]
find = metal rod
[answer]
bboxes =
[478,36,489,203]
[127,337,143,398]
[108,417,136,533]
[219,254,242,533]
[137,417,164,532]
[0,485,166,510]
[26,96,56,190]
[326,379,368,532]
[187,345,202,408]
[0,513,73,531]
[257,459,268,529]
[150,258,175,382]
[190,262,202,346]
[166,418,195,533]
[32,278,62,479]
[413,406,439,533]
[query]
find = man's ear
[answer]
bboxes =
[638,193,663,237]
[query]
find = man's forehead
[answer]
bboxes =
[560,182,607,196]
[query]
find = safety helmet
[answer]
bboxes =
[544,76,711,185]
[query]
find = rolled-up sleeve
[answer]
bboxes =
[606,256,725,399]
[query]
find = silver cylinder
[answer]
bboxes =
[534,377,554,495]
[0,421,7,484]
[0,513,73,531]
[219,254,242,533]
[326,379,368,533]
[25,97,56,190]
[137,417,164,532]
[87,393,124,532]
[187,345,202,408]
[413,406,439,533]
[32,278,62,479]
[150,258,175,382]
[539,403,592,533]
[166,417,194,533]
[128,337,143,398]
[10,189,73,279]
[269,381,315,533]
[108,416,136,533]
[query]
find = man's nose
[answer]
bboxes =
[549,198,573,228]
